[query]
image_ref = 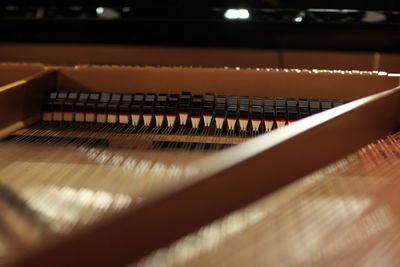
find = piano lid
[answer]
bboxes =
[1,1,400,52]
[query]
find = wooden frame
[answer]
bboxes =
[2,44,400,72]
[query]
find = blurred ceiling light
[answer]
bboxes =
[294,16,303,22]
[96,7,104,15]
[224,9,250,20]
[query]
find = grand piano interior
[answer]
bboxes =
[0,1,400,266]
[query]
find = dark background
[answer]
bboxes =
[1,0,400,10]
[1,1,400,52]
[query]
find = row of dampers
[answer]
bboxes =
[42,91,344,132]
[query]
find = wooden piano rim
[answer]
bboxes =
[6,86,400,267]
[0,68,55,138]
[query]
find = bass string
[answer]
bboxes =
[32,124,148,203]
[0,122,67,165]
[136,124,193,193]
[135,126,194,197]
[10,120,55,143]
[0,142,92,205]
[287,131,400,200]
[191,123,220,159]
[125,121,208,199]
[1,116,263,232]
[55,124,158,192]
[40,122,136,168]
[82,124,180,218]
[0,122,114,191]
[87,123,167,186]
[102,126,172,192]
[0,136,86,192]
[79,122,193,225]
[1,116,272,196]
[192,126,210,153]
[157,126,200,183]
[12,125,150,231]
[53,122,175,221]
[107,126,175,200]
[0,122,123,219]
[355,135,400,177]
[208,127,221,151]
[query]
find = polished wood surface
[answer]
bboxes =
[2,44,400,73]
